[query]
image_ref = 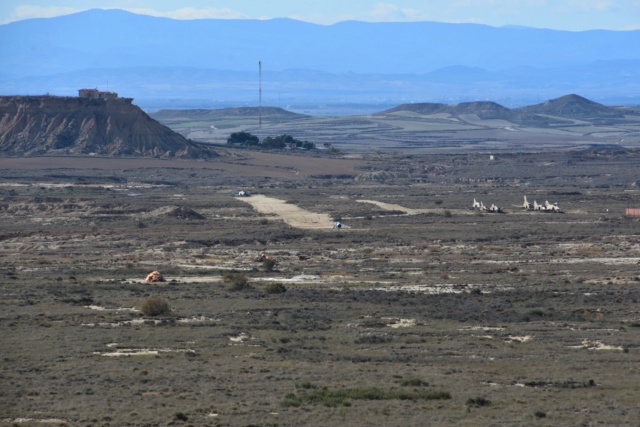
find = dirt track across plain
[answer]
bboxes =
[356,199,473,215]
[238,194,334,229]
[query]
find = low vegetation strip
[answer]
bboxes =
[282,386,452,407]
[238,194,333,229]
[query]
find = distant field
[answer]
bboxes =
[0,151,367,179]
[152,104,640,153]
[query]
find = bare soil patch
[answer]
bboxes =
[238,194,334,229]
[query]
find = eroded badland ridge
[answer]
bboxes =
[0,94,215,158]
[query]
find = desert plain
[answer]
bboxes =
[1,144,640,427]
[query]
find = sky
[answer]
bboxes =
[0,0,638,31]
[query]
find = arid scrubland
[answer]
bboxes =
[1,148,640,426]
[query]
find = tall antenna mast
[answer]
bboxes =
[259,60,262,129]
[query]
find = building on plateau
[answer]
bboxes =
[78,88,119,99]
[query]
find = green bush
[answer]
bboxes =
[140,295,171,316]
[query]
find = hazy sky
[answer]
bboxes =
[1,0,638,31]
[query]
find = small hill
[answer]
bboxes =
[379,101,513,120]
[149,206,206,220]
[377,103,448,116]
[378,94,626,126]
[447,101,513,120]
[0,96,215,158]
[515,94,624,121]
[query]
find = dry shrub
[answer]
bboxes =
[262,258,277,272]
[466,396,491,407]
[482,245,509,253]
[484,265,512,274]
[223,272,251,291]
[265,282,287,294]
[141,295,171,316]
[572,245,604,257]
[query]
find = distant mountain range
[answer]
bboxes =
[1,9,639,109]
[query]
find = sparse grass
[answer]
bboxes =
[282,386,451,407]
[355,333,392,344]
[296,381,318,390]
[400,378,429,387]
[466,396,491,407]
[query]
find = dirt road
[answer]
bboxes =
[238,194,334,229]
[356,199,473,215]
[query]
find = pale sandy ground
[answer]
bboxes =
[238,195,452,229]
[239,195,448,230]
[357,199,477,215]
[237,194,334,229]
[356,199,434,215]
[358,199,579,216]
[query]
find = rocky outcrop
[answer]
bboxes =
[0,96,215,158]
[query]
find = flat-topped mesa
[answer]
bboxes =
[0,92,214,159]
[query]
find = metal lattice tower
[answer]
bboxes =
[259,60,262,129]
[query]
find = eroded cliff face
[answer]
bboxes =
[0,96,214,158]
